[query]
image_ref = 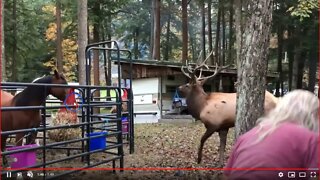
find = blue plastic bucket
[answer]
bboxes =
[121,117,129,133]
[121,117,128,121]
[86,131,107,151]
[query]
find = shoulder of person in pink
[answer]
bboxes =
[224,122,318,180]
[7,144,38,169]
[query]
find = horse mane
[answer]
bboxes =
[13,75,53,106]
[31,75,46,83]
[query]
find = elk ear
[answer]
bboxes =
[53,69,60,79]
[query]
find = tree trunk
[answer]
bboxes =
[235,0,273,139]
[219,76,223,91]
[275,24,283,97]
[150,0,154,58]
[93,23,100,86]
[101,16,112,99]
[200,0,206,61]
[1,0,5,81]
[287,28,294,91]
[92,0,100,87]
[56,0,63,73]
[207,0,213,64]
[214,0,221,64]
[308,24,318,93]
[234,0,242,76]
[105,18,112,87]
[11,0,17,82]
[228,0,234,65]
[93,18,100,114]
[308,46,317,92]
[181,0,188,64]
[152,0,161,60]
[296,50,307,89]
[164,4,171,61]
[133,28,140,59]
[188,22,196,62]
[291,33,306,90]
[103,24,112,100]
[77,0,88,85]
[221,0,226,65]
[291,49,300,90]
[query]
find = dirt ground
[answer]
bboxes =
[7,122,235,180]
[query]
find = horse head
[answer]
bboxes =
[50,69,70,102]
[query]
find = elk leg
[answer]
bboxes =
[197,129,215,164]
[218,129,229,167]
[1,135,8,167]
[1,135,7,151]
[26,131,38,145]
[15,133,24,146]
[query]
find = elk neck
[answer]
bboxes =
[186,86,208,120]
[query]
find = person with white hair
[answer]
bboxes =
[223,89,318,180]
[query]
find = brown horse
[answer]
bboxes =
[1,70,70,157]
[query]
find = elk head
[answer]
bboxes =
[178,51,231,97]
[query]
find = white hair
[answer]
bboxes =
[254,89,319,143]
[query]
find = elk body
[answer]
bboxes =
[178,55,278,166]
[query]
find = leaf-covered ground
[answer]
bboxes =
[58,121,235,179]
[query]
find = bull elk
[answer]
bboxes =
[178,52,278,166]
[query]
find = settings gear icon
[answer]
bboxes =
[278,172,284,178]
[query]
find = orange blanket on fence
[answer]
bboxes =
[58,88,78,123]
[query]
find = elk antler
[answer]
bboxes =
[181,50,231,82]
[193,51,213,79]
[197,63,231,82]
[181,66,192,79]
[181,51,215,79]
[181,50,205,79]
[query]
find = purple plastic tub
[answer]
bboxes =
[122,121,129,133]
[7,144,38,168]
